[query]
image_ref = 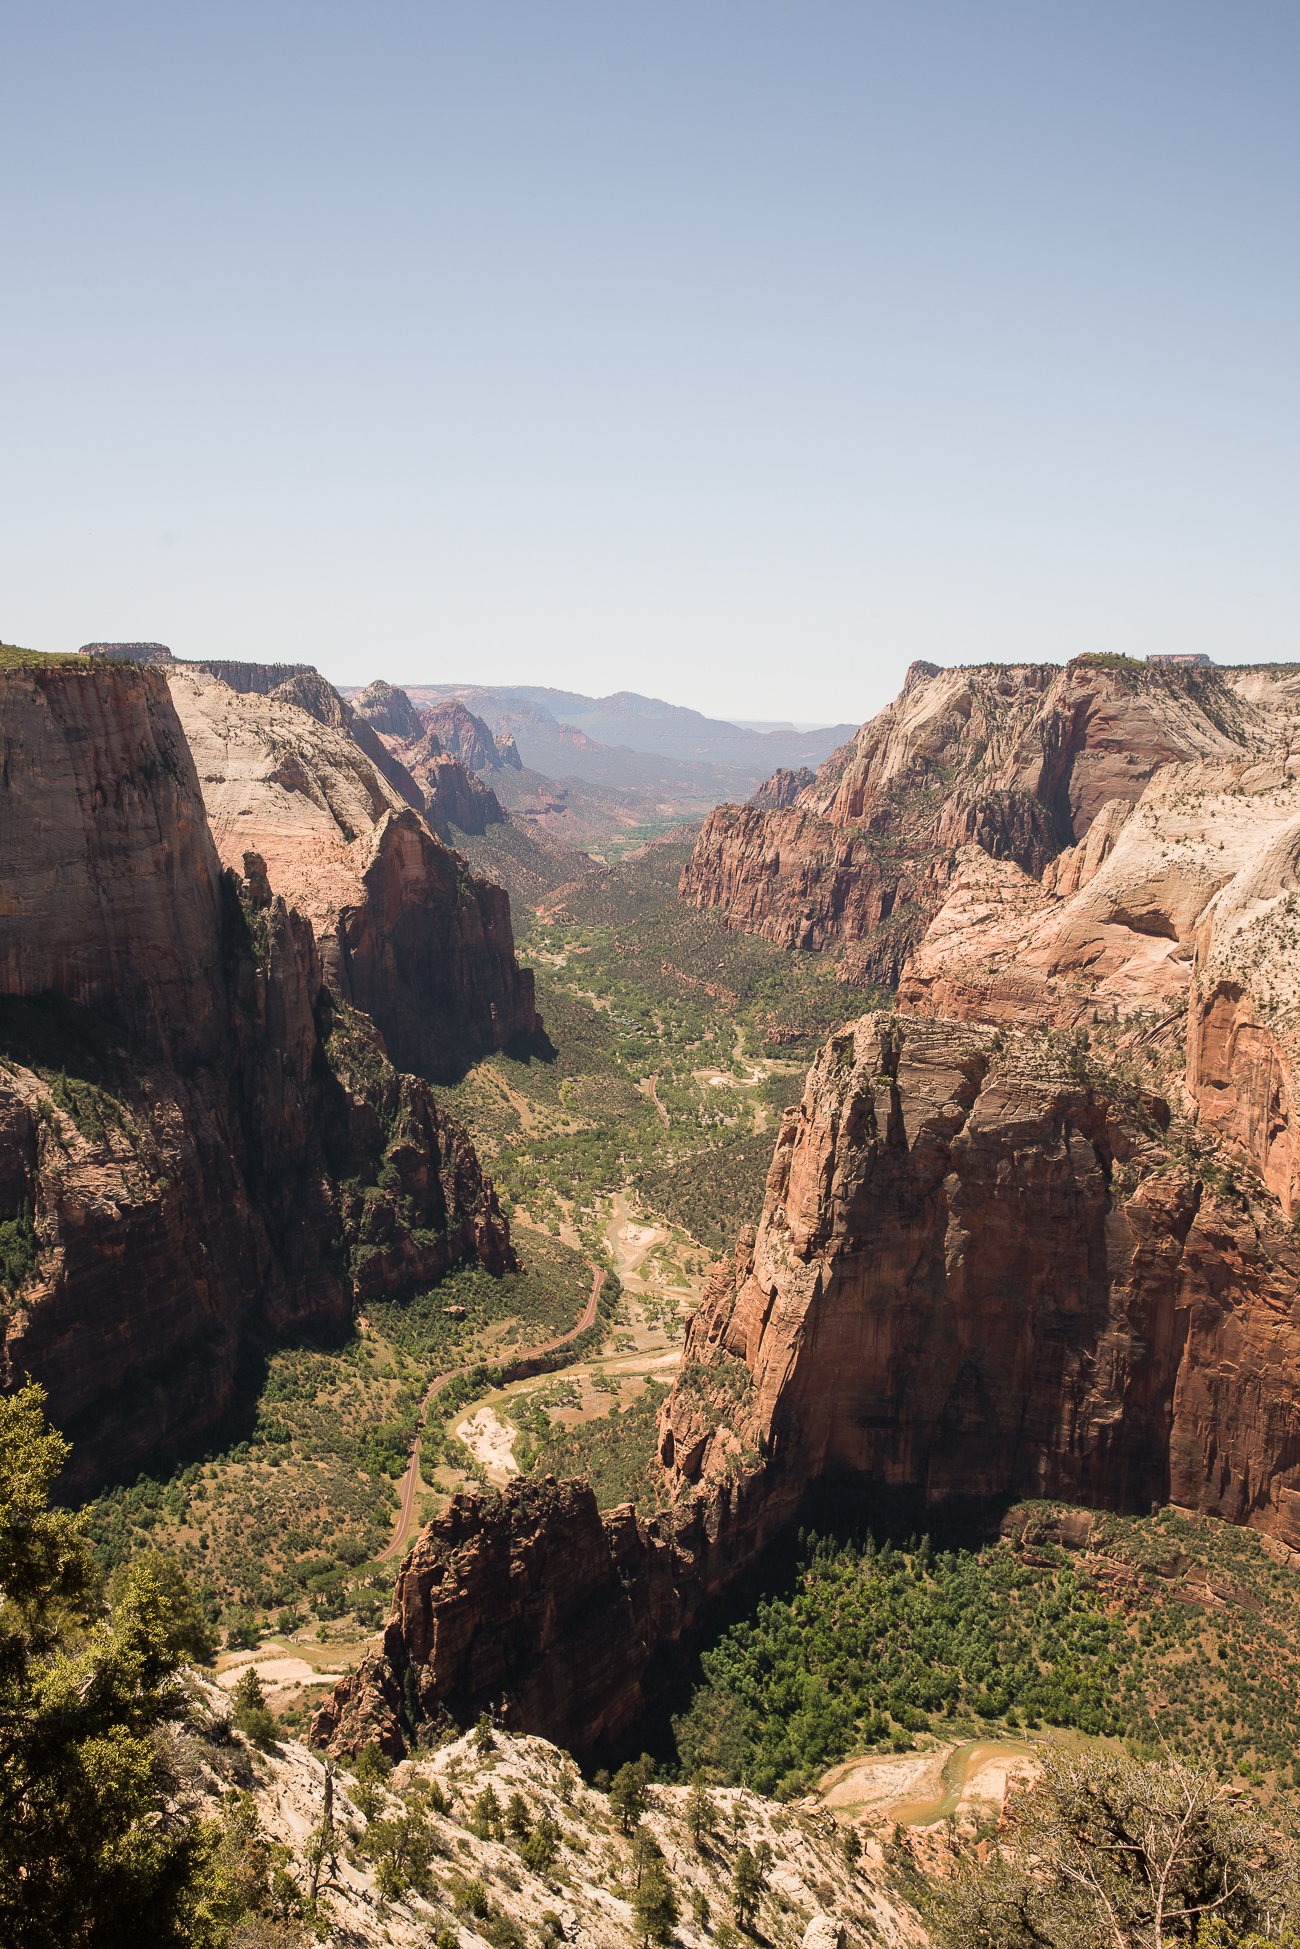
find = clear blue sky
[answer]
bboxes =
[2,3,1296,724]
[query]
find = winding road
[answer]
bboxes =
[375,1257,604,1564]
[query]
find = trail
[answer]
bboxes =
[375,1259,603,1564]
[645,1073,669,1130]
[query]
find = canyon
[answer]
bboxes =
[0,656,527,1489]
[6,642,1300,1789]
[315,655,1300,1763]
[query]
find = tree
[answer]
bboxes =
[633,1859,681,1949]
[507,1789,532,1839]
[108,1554,218,1663]
[691,1887,712,1929]
[686,1772,714,1849]
[732,1847,762,1930]
[471,1784,505,1841]
[609,1759,651,1832]
[360,1808,434,1900]
[754,1840,773,1888]
[928,1749,1300,1949]
[0,1383,212,1949]
[522,1817,561,1876]
[233,1665,279,1748]
[474,1710,496,1755]
[305,1760,339,1914]
[354,1741,393,1784]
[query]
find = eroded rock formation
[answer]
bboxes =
[0,661,513,1490]
[167,666,536,1080]
[311,1463,802,1759]
[681,658,1274,983]
[658,1011,1300,1546]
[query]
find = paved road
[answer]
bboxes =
[375,1259,603,1564]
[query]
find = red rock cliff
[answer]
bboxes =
[313,1005,1300,1758]
[680,659,1271,983]
[0,660,226,1062]
[0,661,513,1491]
[659,1012,1300,1547]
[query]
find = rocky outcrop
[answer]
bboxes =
[351,679,426,744]
[167,667,535,1081]
[0,661,513,1491]
[419,758,505,840]
[750,766,815,810]
[419,699,512,773]
[657,1011,1300,1548]
[311,1460,803,1759]
[334,809,536,1078]
[681,658,1275,975]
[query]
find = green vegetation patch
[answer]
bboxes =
[529,1377,671,1511]
[0,1204,37,1301]
[0,642,82,671]
[626,1496,1300,1808]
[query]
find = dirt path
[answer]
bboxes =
[375,1260,603,1564]
[645,1073,669,1130]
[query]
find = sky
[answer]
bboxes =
[2,4,1297,726]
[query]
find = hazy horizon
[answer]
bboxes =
[3,3,1297,724]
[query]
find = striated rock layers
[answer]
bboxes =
[312,1015,1300,1759]
[0,660,513,1491]
[896,753,1300,1217]
[681,658,1274,984]
[311,1467,800,1760]
[658,1012,1300,1545]
[167,667,536,1080]
[0,659,228,1064]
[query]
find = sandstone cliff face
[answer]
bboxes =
[168,668,535,1081]
[351,678,427,744]
[894,755,1300,1216]
[418,758,505,840]
[189,659,423,811]
[680,659,1273,981]
[657,1012,1300,1549]
[1184,784,1300,1218]
[311,1463,801,1759]
[0,661,226,1063]
[418,699,511,773]
[0,663,513,1490]
[338,809,535,1078]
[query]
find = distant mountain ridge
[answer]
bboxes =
[339,681,855,776]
